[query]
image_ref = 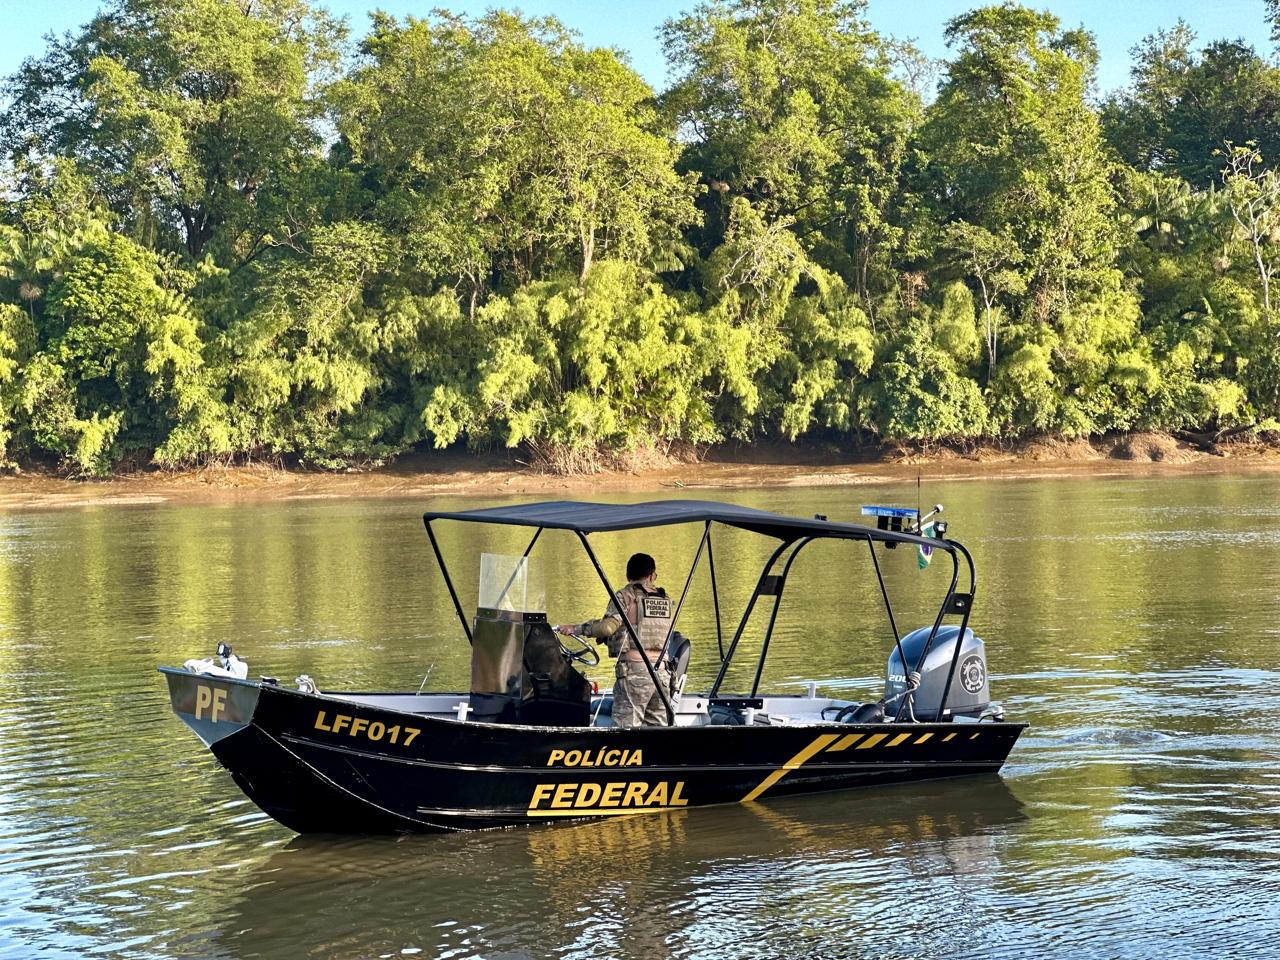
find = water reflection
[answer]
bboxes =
[203,778,1025,960]
[1,475,1280,959]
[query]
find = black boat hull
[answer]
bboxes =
[162,668,1026,834]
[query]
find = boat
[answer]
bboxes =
[159,499,1026,833]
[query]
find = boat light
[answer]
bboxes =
[860,505,917,547]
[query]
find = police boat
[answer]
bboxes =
[159,499,1025,833]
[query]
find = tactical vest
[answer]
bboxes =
[608,584,674,658]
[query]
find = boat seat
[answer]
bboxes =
[824,701,885,723]
[708,703,744,725]
[668,632,692,701]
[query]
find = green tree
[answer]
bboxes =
[1103,25,1280,187]
[1222,144,1280,315]
[1117,168,1267,429]
[206,221,401,465]
[932,281,982,370]
[662,0,918,312]
[1220,145,1280,412]
[2,0,345,261]
[457,260,716,466]
[335,11,698,304]
[941,222,1026,381]
[14,230,213,473]
[867,317,989,441]
[700,197,819,436]
[918,4,1117,324]
[770,285,875,440]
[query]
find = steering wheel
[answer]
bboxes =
[559,632,601,667]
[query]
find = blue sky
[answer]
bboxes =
[3,0,1274,95]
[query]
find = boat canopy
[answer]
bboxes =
[422,499,948,551]
[422,497,975,725]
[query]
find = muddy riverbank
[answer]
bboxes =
[2,432,1278,511]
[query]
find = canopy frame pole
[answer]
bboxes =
[491,527,543,611]
[935,540,978,716]
[705,523,725,662]
[656,524,711,665]
[521,527,543,558]
[423,519,473,646]
[709,539,793,698]
[893,546,961,721]
[575,531,675,725]
[749,536,816,697]
[867,537,913,713]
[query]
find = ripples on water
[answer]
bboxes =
[1,476,1279,959]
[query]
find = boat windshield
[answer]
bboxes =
[477,553,545,614]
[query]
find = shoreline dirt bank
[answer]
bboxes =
[3,433,1279,511]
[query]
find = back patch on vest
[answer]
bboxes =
[642,596,672,620]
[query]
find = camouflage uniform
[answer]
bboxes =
[577,582,673,728]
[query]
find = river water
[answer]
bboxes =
[0,475,1278,959]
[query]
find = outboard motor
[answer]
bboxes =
[885,625,999,721]
[468,554,590,726]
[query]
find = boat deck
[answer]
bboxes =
[326,690,990,728]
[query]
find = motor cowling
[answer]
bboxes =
[886,626,991,721]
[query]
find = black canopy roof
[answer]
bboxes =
[423,499,948,549]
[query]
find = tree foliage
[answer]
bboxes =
[1103,25,1280,188]
[2,0,345,261]
[1,0,1279,474]
[334,12,699,296]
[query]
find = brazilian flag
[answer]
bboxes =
[918,520,937,570]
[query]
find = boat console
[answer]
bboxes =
[465,553,602,726]
[470,608,592,726]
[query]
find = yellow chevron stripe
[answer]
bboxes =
[886,733,911,747]
[914,733,934,745]
[942,733,956,743]
[827,734,864,752]
[970,732,980,740]
[742,734,839,803]
[856,733,889,750]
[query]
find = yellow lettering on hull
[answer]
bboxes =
[527,780,690,816]
[194,685,228,722]
[312,710,420,748]
[546,748,644,768]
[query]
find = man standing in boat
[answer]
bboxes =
[556,553,673,727]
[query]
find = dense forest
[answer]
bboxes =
[2,0,1280,474]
